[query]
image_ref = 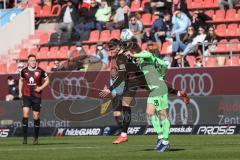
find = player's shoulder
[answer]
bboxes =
[36,67,46,72]
[21,67,28,73]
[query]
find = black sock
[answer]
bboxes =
[22,117,28,138]
[115,115,123,131]
[34,119,40,139]
[122,107,131,133]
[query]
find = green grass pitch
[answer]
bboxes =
[1,135,240,160]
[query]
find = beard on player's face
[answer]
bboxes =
[28,58,37,69]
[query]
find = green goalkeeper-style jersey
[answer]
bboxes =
[133,50,168,95]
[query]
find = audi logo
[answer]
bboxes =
[51,77,89,99]
[172,73,214,96]
[168,99,200,125]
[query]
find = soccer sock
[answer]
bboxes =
[22,117,28,138]
[162,118,170,141]
[122,106,131,136]
[115,115,123,131]
[150,114,163,137]
[34,119,40,139]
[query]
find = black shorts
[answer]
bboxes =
[22,96,41,112]
[112,96,122,112]
[123,82,137,97]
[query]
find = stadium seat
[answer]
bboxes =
[229,39,239,52]
[88,45,96,56]
[7,63,17,74]
[213,10,225,22]
[141,13,152,26]
[49,46,59,59]
[141,0,149,9]
[111,29,120,39]
[34,5,41,17]
[237,9,240,21]
[82,45,89,53]
[227,24,238,37]
[186,0,193,9]
[51,4,61,17]
[211,39,228,53]
[205,57,217,67]
[191,0,202,9]
[205,10,215,19]
[39,33,50,45]
[59,46,69,56]
[186,56,195,68]
[99,30,111,42]
[38,61,48,70]
[215,24,226,37]
[29,48,38,55]
[19,48,28,60]
[161,41,172,55]
[39,5,51,17]
[130,0,141,12]
[38,47,49,59]
[225,9,237,21]
[225,56,239,66]
[86,30,100,43]
[0,63,7,74]
[203,0,213,8]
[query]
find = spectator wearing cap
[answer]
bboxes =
[56,0,79,35]
[5,76,19,101]
[86,42,109,70]
[129,14,144,44]
[154,11,172,48]
[171,10,191,44]
[191,10,212,31]
[95,0,111,31]
[75,0,99,35]
[175,26,207,59]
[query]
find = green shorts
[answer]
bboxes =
[147,93,168,111]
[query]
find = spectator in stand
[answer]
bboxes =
[218,0,236,10]
[107,0,130,30]
[85,42,109,70]
[129,13,144,44]
[154,11,172,48]
[171,10,191,44]
[51,60,65,71]
[204,26,220,56]
[17,62,24,73]
[95,0,112,31]
[144,11,163,42]
[171,55,190,68]
[144,0,165,13]
[110,0,130,10]
[175,26,207,59]
[74,0,99,35]
[56,0,79,35]
[172,26,197,57]
[172,0,190,18]
[67,42,87,70]
[191,10,212,31]
[5,76,19,101]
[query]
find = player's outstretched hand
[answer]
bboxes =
[35,86,42,92]
[179,91,190,105]
[99,88,111,98]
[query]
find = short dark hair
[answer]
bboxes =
[7,76,13,80]
[28,54,36,60]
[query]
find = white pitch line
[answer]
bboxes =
[0,146,99,152]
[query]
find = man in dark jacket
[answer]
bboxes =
[74,0,99,35]
[55,0,79,35]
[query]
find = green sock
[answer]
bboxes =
[162,118,170,140]
[150,115,163,135]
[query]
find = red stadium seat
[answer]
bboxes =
[19,48,28,60]
[85,30,100,43]
[59,46,69,57]
[38,61,48,70]
[211,39,228,53]
[39,33,50,45]
[141,13,152,26]
[213,10,225,22]
[191,0,202,9]
[34,5,41,17]
[0,63,7,74]
[130,0,141,12]
[29,48,38,56]
[225,9,237,21]
[7,63,18,74]
[205,10,215,18]
[38,47,49,59]
[186,56,196,68]
[205,57,217,67]
[49,46,59,59]
[141,0,149,9]
[225,56,239,66]
[40,5,51,17]
[161,41,172,55]
[227,24,238,37]
[229,39,239,52]
[99,30,111,42]
[82,45,89,53]
[88,45,96,56]
[203,0,213,8]
[111,29,120,39]
[237,9,240,21]
[215,24,226,37]
[186,0,193,9]
[51,4,61,17]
